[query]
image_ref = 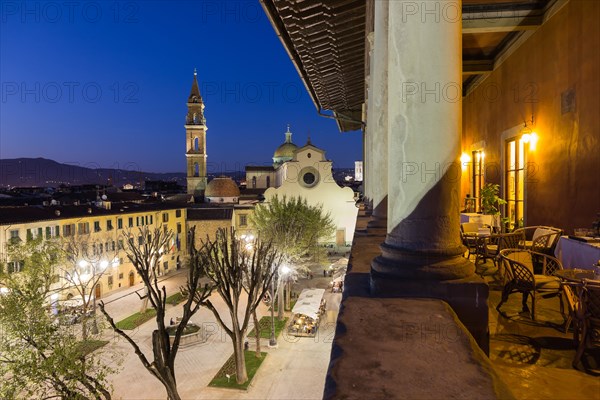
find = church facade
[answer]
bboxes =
[259,129,358,246]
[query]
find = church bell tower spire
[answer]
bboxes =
[185,69,208,197]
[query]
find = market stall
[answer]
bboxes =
[288,288,326,337]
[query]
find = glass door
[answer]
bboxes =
[505,137,526,230]
[471,150,484,212]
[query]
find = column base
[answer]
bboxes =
[372,242,474,280]
[366,214,387,229]
[370,271,489,354]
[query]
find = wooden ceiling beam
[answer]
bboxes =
[463,14,543,33]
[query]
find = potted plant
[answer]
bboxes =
[480,183,507,229]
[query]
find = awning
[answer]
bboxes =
[292,288,325,320]
[332,270,345,283]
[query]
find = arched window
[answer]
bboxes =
[252,176,257,188]
[194,137,199,151]
[194,163,199,177]
[266,176,271,188]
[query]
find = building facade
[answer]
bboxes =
[0,202,188,300]
[264,138,358,245]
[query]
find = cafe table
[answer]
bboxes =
[554,268,600,335]
[554,236,600,270]
[460,213,493,226]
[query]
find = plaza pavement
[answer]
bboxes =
[96,264,342,400]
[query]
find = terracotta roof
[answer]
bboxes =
[0,202,188,225]
[187,207,233,221]
[240,188,267,196]
[260,0,365,131]
[246,166,275,172]
[205,177,240,197]
[261,0,552,131]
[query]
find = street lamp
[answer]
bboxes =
[78,258,117,335]
[270,264,291,347]
[280,265,291,311]
[269,275,277,347]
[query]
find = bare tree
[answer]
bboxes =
[98,226,211,400]
[193,228,280,384]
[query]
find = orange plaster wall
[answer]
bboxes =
[462,0,600,234]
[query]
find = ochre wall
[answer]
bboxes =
[462,0,600,234]
[188,219,232,249]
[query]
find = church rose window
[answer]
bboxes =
[303,172,315,185]
[299,166,319,188]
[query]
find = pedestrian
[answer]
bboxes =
[323,269,326,277]
[169,318,174,325]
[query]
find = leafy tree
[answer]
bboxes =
[98,226,211,400]
[0,238,114,399]
[250,195,336,265]
[192,228,280,384]
[250,195,335,318]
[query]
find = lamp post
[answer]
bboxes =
[269,277,277,347]
[78,258,118,336]
[278,265,291,320]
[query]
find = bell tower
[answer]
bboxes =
[185,69,207,197]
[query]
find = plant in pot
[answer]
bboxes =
[480,183,507,230]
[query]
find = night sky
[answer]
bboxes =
[0,1,362,173]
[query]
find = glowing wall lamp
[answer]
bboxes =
[460,153,471,170]
[522,115,538,151]
[522,131,539,151]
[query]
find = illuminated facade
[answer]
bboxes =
[0,202,187,300]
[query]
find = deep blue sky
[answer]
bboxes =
[0,0,362,173]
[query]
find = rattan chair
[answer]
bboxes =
[562,282,580,334]
[476,231,524,269]
[460,223,480,259]
[513,226,563,255]
[572,280,600,368]
[497,249,564,320]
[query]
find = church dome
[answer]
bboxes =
[205,176,240,198]
[274,142,298,158]
[273,125,297,167]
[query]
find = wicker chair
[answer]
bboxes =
[562,282,580,334]
[497,249,564,320]
[513,226,563,255]
[476,231,524,268]
[572,280,600,368]
[460,223,480,259]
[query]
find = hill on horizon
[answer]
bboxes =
[0,158,357,188]
[0,158,188,188]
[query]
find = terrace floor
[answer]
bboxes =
[478,260,600,399]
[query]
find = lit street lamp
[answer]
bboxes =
[269,276,277,347]
[77,258,118,336]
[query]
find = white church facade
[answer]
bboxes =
[259,128,358,246]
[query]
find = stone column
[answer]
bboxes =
[370,0,488,353]
[363,31,375,216]
[366,0,388,230]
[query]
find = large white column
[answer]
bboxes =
[363,31,375,214]
[372,0,472,279]
[366,0,389,228]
